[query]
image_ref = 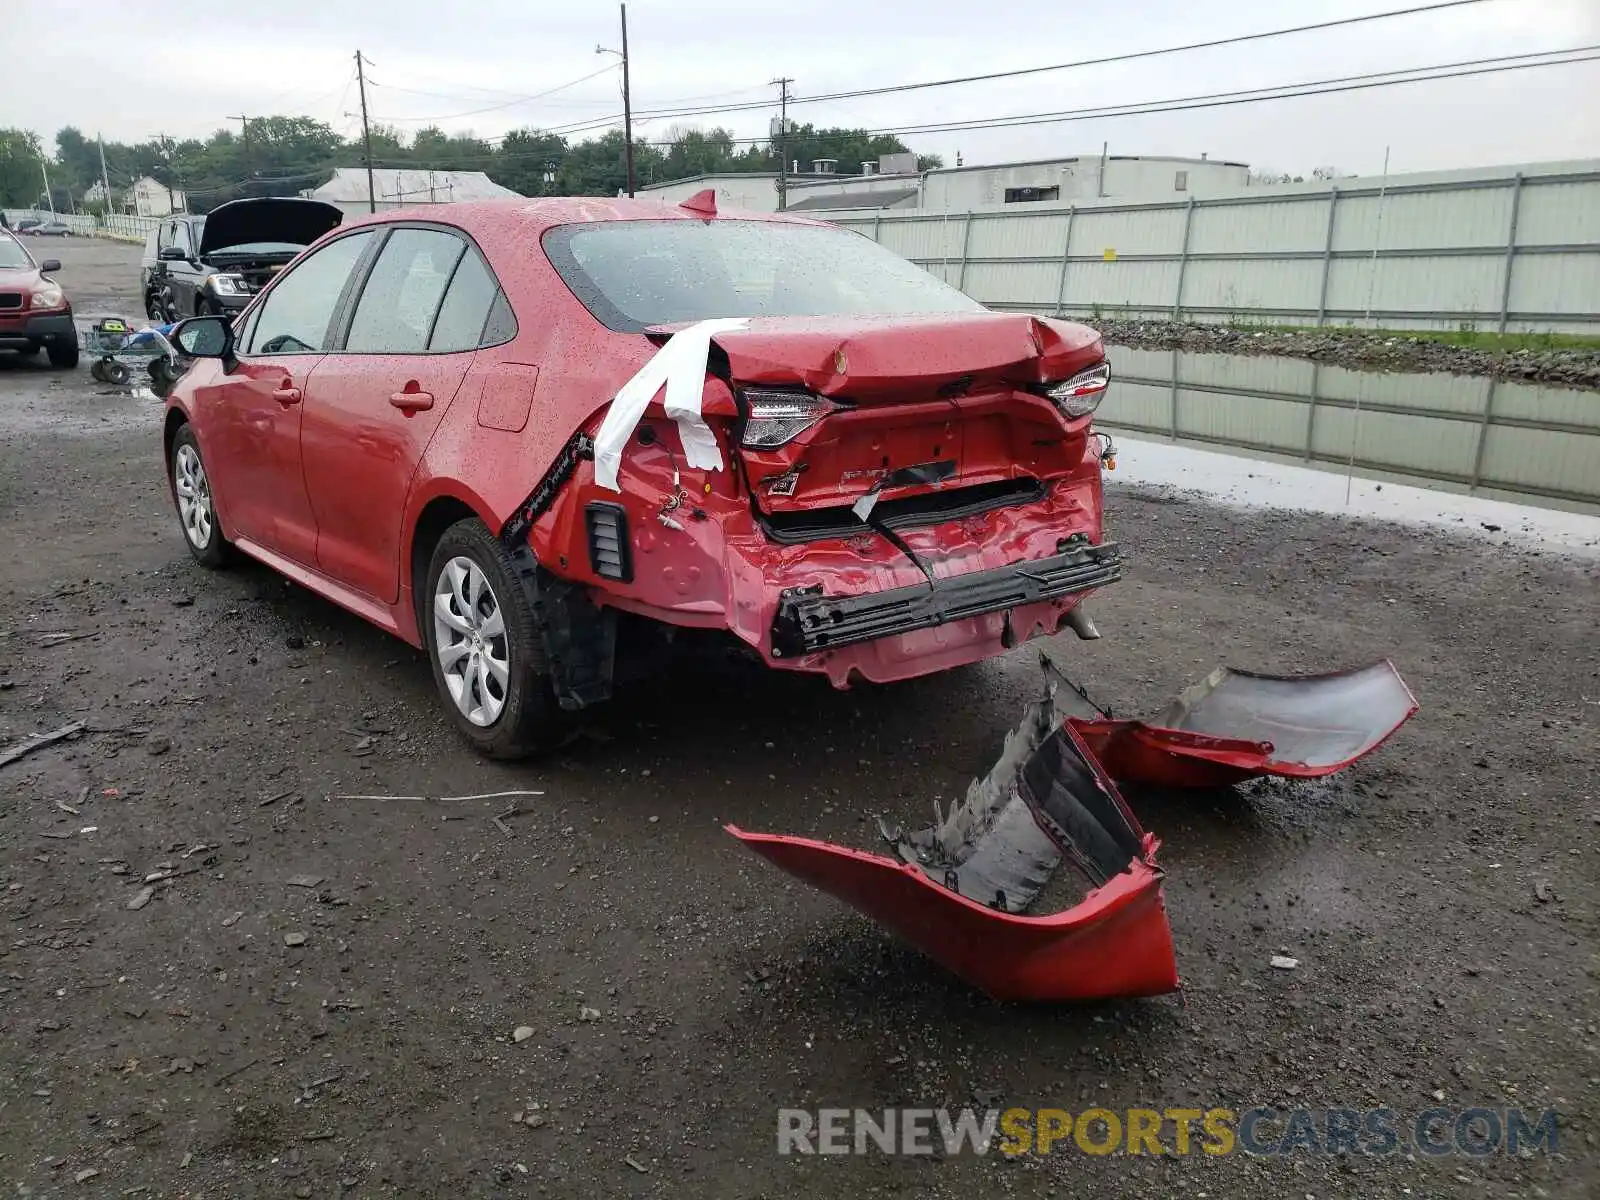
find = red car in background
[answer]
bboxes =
[162,196,1119,757]
[0,233,78,367]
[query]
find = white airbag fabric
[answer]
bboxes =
[592,318,749,492]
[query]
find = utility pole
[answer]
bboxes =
[97,133,113,216]
[773,78,793,211]
[228,114,252,183]
[39,157,55,216]
[620,4,635,197]
[355,51,376,214]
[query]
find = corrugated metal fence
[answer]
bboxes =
[834,162,1600,335]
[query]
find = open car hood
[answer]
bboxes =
[197,197,343,257]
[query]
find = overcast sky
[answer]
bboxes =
[7,0,1597,178]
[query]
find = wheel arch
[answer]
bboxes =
[406,488,499,640]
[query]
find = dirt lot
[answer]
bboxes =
[1,239,1596,1199]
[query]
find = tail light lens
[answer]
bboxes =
[1044,362,1111,418]
[740,390,838,449]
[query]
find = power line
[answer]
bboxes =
[369,63,619,122]
[839,45,1600,141]
[559,0,1505,128]
[351,44,1600,164]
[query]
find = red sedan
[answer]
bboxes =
[163,195,1119,757]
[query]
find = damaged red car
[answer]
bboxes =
[162,194,1120,756]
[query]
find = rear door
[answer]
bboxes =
[299,225,502,603]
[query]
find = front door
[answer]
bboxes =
[301,227,503,603]
[202,229,376,564]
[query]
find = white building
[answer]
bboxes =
[637,154,1252,215]
[128,177,185,217]
[303,168,524,216]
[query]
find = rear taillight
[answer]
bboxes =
[740,390,838,449]
[1044,362,1111,419]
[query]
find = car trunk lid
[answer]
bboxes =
[676,312,1105,516]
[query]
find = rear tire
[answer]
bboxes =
[423,518,566,759]
[47,340,78,368]
[168,424,231,568]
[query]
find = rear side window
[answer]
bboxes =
[427,247,498,352]
[247,230,374,355]
[481,291,517,345]
[345,228,465,353]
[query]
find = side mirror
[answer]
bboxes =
[173,314,235,359]
[39,259,61,273]
[158,246,188,262]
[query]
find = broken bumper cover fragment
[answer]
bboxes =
[770,540,1122,657]
[729,655,1417,1003]
[1070,659,1419,787]
[730,713,1182,1003]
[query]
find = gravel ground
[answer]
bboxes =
[1,239,1596,1199]
[1086,318,1600,389]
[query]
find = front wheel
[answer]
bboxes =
[424,519,565,759]
[47,340,79,369]
[169,424,231,567]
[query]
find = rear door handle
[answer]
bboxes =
[390,389,435,414]
[272,385,302,406]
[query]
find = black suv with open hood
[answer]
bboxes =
[140,197,343,322]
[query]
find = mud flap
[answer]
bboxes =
[506,546,616,711]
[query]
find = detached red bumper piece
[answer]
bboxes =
[729,656,1416,1003]
[728,719,1181,1003]
[1070,660,1419,788]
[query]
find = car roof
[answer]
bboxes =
[331,196,830,243]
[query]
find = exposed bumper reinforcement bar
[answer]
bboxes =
[770,540,1122,657]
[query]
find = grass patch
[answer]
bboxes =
[1219,320,1600,352]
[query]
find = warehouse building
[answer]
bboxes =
[636,152,1250,214]
[303,168,523,216]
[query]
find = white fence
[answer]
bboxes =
[833,161,1600,335]
[3,209,160,242]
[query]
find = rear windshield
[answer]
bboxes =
[543,219,984,332]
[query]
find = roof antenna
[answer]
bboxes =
[679,188,717,218]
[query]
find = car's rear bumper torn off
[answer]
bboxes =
[770,540,1122,657]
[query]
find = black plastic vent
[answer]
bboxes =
[584,502,632,582]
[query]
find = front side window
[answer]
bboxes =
[543,219,984,333]
[345,228,465,353]
[247,230,374,356]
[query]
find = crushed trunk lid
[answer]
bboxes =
[690,313,1105,517]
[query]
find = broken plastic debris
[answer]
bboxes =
[729,653,1417,1002]
[1068,659,1418,787]
[592,318,749,492]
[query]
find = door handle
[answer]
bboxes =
[272,385,302,406]
[389,388,435,414]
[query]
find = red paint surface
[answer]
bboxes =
[728,826,1179,1002]
[167,199,1111,678]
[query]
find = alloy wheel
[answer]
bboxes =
[172,443,213,550]
[432,556,510,727]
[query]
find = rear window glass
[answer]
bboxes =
[542,219,983,332]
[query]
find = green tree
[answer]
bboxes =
[491,129,569,196]
[0,128,45,207]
